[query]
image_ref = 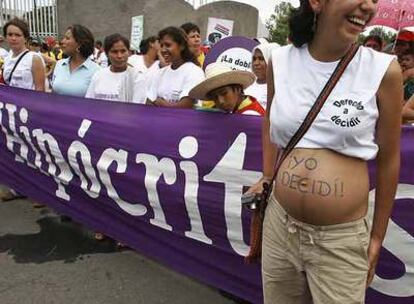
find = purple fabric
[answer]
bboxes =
[203,36,259,69]
[0,86,413,303]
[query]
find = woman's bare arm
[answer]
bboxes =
[153,97,194,109]
[367,60,403,286]
[247,59,278,194]
[402,95,414,123]
[32,55,46,92]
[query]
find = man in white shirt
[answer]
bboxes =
[128,36,160,72]
[128,36,161,103]
[94,40,108,68]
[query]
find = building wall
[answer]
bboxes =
[194,1,258,39]
[57,0,258,41]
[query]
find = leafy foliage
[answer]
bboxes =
[266,2,294,46]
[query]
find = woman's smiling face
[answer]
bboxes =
[311,0,377,44]
[160,35,182,63]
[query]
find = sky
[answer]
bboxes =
[231,0,299,22]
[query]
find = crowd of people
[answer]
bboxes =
[362,30,414,122]
[0,16,411,121]
[0,17,276,115]
[1,16,412,120]
[0,0,410,301]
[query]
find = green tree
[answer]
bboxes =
[266,2,294,46]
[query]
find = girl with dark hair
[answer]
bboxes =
[2,17,45,91]
[180,22,204,66]
[146,26,204,108]
[248,1,402,303]
[245,43,280,109]
[86,33,140,103]
[52,24,100,97]
[363,35,383,52]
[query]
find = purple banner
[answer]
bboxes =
[0,86,413,303]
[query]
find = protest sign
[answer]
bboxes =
[203,36,258,71]
[206,17,234,45]
[0,86,413,304]
[130,15,144,51]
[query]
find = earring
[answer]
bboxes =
[312,13,318,32]
[76,47,81,53]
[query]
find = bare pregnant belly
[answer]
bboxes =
[274,148,369,225]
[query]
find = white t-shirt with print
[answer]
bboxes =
[147,62,205,103]
[245,81,267,110]
[86,67,138,102]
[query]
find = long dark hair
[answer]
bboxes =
[104,33,130,54]
[67,24,95,59]
[158,26,198,65]
[288,0,315,47]
[140,36,158,55]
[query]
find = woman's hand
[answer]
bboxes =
[366,237,382,287]
[245,177,271,195]
[153,98,169,107]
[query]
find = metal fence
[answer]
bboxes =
[0,0,58,38]
[184,0,218,8]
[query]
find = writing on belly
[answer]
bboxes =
[279,155,345,198]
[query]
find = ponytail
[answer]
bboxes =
[288,1,315,48]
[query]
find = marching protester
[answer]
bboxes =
[247,1,402,303]
[190,62,264,115]
[394,30,414,58]
[399,49,414,101]
[93,40,108,67]
[128,36,159,71]
[46,36,64,60]
[43,36,60,60]
[362,34,383,52]
[2,18,45,91]
[245,43,280,110]
[181,22,204,66]
[0,8,410,303]
[52,24,100,97]
[40,41,57,76]
[128,36,161,103]
[86,33,140,103]
[29,38,56,91]
[146,26,204,108]
[0,18,46,202]
[0,36,9,63]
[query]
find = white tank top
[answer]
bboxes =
[3,51,39,90]
[270,45,395,161]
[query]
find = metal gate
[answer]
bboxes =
[0,0,58,38]
[185,0,219,8]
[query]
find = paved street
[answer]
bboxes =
[0,198,240,304]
